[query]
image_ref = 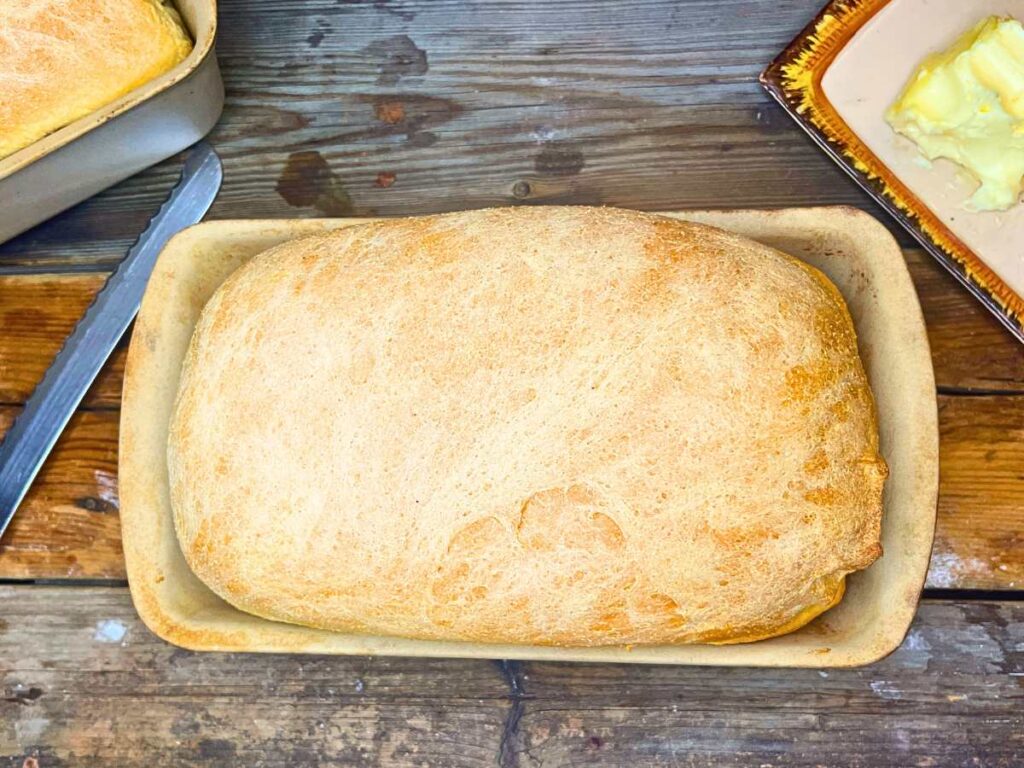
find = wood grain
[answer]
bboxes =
[0,408,122,580]
[0,0,915,274]
[1,271,1021,587]
[1,256,1021,416]
[0,275,125,408]
[931,396,1024,590]
[907,248,1024,393]
[0,587,1021,766]
[1,385,1021,590]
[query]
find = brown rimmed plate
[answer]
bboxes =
[119,207,938,667]
[761,0,1024,344]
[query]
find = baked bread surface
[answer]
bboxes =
[168,206,887,647]
[0,0,192,160]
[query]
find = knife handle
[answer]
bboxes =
[0,142,222,541]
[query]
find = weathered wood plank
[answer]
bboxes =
[907,248,1024,393]
[513,601,1024,767]
[0,587,1021,766]
[0,395,1021,590]
[932,396,1024,590]
[0,0,911,273]
[0,275,124,408]
[1,256,1020,417]
[0,408,123,580]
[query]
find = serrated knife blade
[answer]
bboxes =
[0,141,223,542]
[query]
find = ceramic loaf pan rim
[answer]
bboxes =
[0,0,217,180]
[118,207,939,667]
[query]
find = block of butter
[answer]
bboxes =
[886,16,1024,211]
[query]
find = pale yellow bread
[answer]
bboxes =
[0,0,192,160]
[168,206,887,647]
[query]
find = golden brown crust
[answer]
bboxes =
[168,206,887,647]
[0,0,192,159]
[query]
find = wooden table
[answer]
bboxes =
[1,1,1022,765]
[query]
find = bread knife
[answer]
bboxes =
[0,141,222,542]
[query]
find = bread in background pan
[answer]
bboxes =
[0,0,193,160]
[167,206,888,647]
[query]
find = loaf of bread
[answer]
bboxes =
[0,0,192,160]
[168,207,887,647]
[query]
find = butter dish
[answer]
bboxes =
[762,0,1024,343]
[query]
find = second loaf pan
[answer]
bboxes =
[0,0,223,245]
[119,207,938,667]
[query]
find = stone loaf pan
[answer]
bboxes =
[119,207,938,666]
[0,0,223,245]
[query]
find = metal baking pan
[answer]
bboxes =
[0,0,223,245]
[119,207,938,667]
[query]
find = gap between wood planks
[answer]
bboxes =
[4,581,1024,603]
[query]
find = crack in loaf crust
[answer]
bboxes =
[168,206,887,647]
